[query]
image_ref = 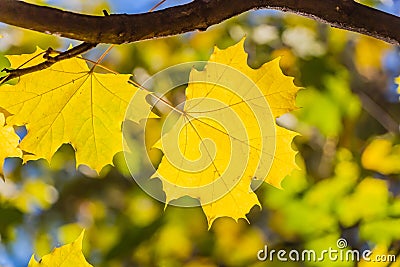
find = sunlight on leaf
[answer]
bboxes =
[0,48,151,172]
[153,38,300,227]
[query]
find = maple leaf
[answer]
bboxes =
[28,230,93,267]
[0,112,22,179]
[0,48,150,172]
[153,38,300,227]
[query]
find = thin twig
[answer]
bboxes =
[149,0,168,12]
[0,42,97,84]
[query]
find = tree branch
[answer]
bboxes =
[0,0,399,45]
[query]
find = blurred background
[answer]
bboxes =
[0,0,400,266]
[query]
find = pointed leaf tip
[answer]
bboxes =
[28,230,92,267]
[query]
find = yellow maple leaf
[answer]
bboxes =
[0,112,22,178]
[28,230,93,267]
[361,138,400,174]
[153,38,299,227]
[0,48,150,172]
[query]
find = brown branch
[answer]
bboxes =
[0,0,399,45]
[0,42,97,84]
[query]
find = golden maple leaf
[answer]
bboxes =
[28,230,93,267]
[153,38,300,227]
[0,112,22,178]
[0,48,150,173]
